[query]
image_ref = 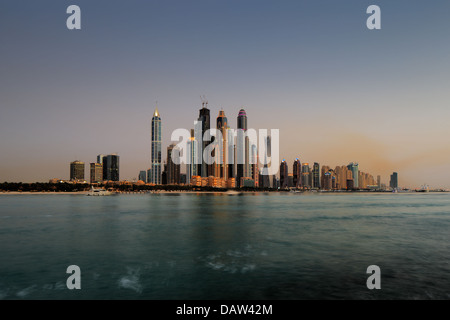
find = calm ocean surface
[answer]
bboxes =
[0,192,449,300]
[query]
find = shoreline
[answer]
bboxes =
[0,191,87,195]
[1,190,447,195]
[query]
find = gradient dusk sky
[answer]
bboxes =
[1,0,450,188]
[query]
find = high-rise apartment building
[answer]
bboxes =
[260,135,273,188]
[293,158,301,188]
[216,110,228,179]
[102,154,120,181]
[280,159,288,189]
[321,165,330,188]
[147,168,152,184]
[390,172,398,189]
[323,172,333,190]
[162,162,167,185]
[347,162,359,189]
[90,162,103,183]
[312,162,320,189]
[334,165,351,189]
[151,107,162,184]
[97,154,105,165]
[186,129,198,185]
[301,163,311,188]
[70,160,85,181]
[236,108,249,187]
[167,144,181,184]
[138,171,147,183]
[251,144,259,187]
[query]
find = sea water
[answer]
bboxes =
[0,192,449,299]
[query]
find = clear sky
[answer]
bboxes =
[1,0,450,188]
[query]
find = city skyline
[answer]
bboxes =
[1,1,450,188]
[0,100,435,189]
[62,104,392,191]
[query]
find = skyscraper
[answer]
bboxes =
[251,144,259,187]
[99,154,107,180]
[390,172,398,189]
[273,176,279,189]
[138,171,146,183]
[162,162,167,185]
[151,107,162,184]
[167,144,181,184]
[334,165,351,190]
[288,174,294,188]
[347,162,359,189]
[70,160,85,181]
[90,162,103,183]
[237,109,248,133]
[147,168,152,184]
[216,110,227,133]
[260,135,273,188]
[97,154,105,165]
[293,158,301,189]
[103,154,119,181]
[323,172,333,190]
[186,129,197,184]
[236,108,248,187]
[198,101,211,177]
[280,159,288,189]
[227,130,235,181]
[216,110,228,179]
[358,171,374,189]
[321,165,330,188]
[312,162,320,189]
[301,163,311,188]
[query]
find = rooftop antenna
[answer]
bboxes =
[200,95,208,108]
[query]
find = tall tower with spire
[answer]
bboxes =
[198,99,211,177]
[151,106,162,184]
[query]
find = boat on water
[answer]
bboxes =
[415,184,429,193]
[86,187,113,196]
